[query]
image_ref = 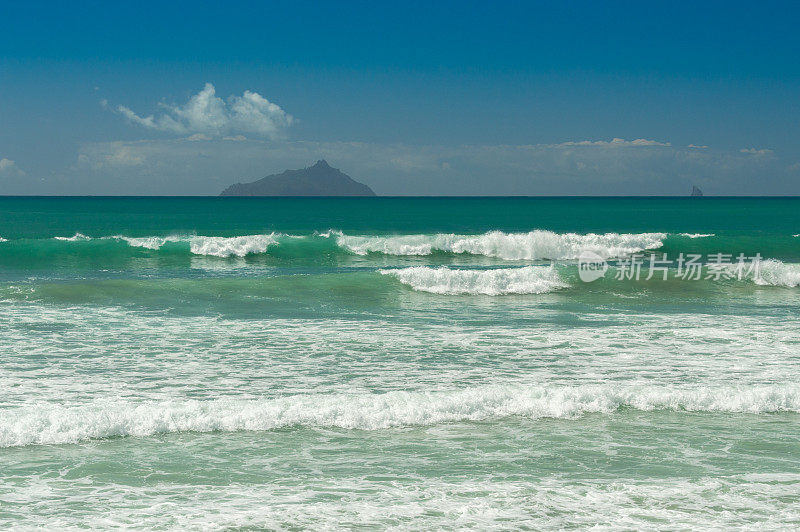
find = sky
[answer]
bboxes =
[1,1,799,195]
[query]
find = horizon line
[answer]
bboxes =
[1,195,800,199]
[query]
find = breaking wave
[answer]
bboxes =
[3,384,799,447]
[754,259,800,288]
[3,231,799,264]
[189,235,281,258]
[330,230,665,260]
[380,266,567,295]
[118,234,282,257]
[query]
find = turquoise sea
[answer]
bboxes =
[1,197,799,529]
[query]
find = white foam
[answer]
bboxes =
[754,259,800,288]
[679,233,715,238]
[115,234,281,257]
[330,230,665,260]
[188,234,280,257]
[0,236,6,242]
[2,384,798,447]
[116,235,181,250]
[53,232,91,241]
[380,266,567,295]
[8,474,800,530]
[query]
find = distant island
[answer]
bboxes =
[219,160,376,196]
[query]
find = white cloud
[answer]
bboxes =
[0,158,25,176]
[116,83,293,138]
[556,138,671,147]
[688,144,708,149]
[740,147,774,155]
[79,143,145,169]
[106,146,144,166]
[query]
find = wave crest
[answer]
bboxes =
[116,235,181,250]
[679,233,715,239]
[54,233,91,241]
[3,384,799,447]
[117,234,281,257]
[188,235,281,257]
[380,266,567,295]
[333,230,665,260]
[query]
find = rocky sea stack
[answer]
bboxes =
[219,160,375,196]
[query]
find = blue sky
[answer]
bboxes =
[1,1,799,194]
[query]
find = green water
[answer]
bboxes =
[1,197,799,529]
[1,196,799,237]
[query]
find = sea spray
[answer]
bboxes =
[754,259,800,287]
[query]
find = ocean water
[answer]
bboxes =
[1,197,799,529]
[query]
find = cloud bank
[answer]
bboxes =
[739,148,774,156]
[116,83,293,139]
[556,138,671,147]
[69,137,798,196]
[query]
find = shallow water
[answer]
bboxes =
[1,197,799,529]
